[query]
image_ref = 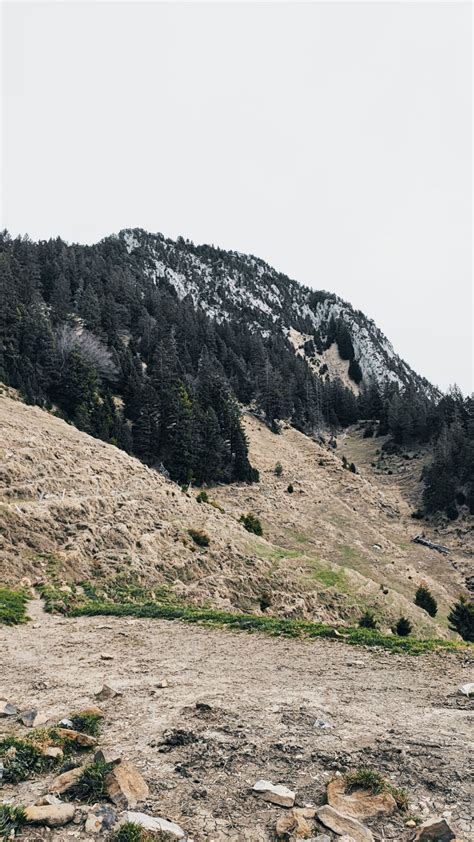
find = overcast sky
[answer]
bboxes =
[2,1,472,393]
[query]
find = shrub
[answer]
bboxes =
[65,760,113,803]
[0,737,57,783]
[196,491,209,504]
[0,588,30,625]
[239,513,263,536]
[448,597,474,642]
[363,425,375,438]
[287,483,294,494]
[395,617,412,637]
[188,529,210,548]
[111,823,155,842]
[414,585,437,617]
[349,462,357,474]
[345,768,385,795]
[70,712,102,736]
[358,611,377,629]
[275,462,283,477]
[0,805,26,840]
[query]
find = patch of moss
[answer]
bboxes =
[0,588,29,625]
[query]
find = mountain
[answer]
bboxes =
[116,228,436,396]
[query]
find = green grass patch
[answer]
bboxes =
[64,760,113,803]
[70,599,469,655]
[254,544,302,562]
[0,805,26,840]
[345,768,408,811]
[0,736,59,783]
[311,566,348,590]
[0,587,30,625]
[111,822,162,842]
[70,713,102,737]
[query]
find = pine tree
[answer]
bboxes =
[448,597,474,642]
[394,617,412,637]
[414,585,438,617]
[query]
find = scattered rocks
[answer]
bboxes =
[0,701,17,717]
[327,777,397,819]
[317,805,374,842]
[275,806,316,838]
[118,810,185,839]
[20,709,49,728]
[105,760,149,808]
[84,804,117,834]
[96,684,122,700]
[415,818,456,841]
[24,803,76,827]
[253,779,296,807]
[50,766,83,795]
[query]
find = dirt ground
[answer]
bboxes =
[1,599,473,841]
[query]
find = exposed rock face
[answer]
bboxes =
[24,803,75,827]
[317,805,374,842]
[415,818,456,841]
[253,779,296,807]
[105,761,149,808]
[327,777,397,819]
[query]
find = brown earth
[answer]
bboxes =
[0,393,471,636]
[0,598,473,841]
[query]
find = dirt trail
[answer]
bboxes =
[1,602,473,841]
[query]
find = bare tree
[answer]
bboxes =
[56,324,118,380]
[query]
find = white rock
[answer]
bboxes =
[253,779,295,807]
[120,811,185,839]
[459,683,474,697]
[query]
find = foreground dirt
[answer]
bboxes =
[1,600,473,841]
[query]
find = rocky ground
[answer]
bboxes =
[1,598,473,841]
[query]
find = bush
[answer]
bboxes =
[287,483,294,494]
[349,462,357,474]
[448,597,474,642]
[275,462,283,477]
[188,529,210,547]
[239,513,263,536]
[394,617,412,637]
[196,490,209,504]
[0,805,26,839]
[358,611,377,629]
[70,712,102,736]
[414,585,437,617]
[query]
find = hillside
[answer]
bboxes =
[0,392,470,638]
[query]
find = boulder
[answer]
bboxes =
[20,709,49,728]
[317,805,374,842]
[50,766,83,795]
[85,805,117,834]
[105,761,149,808]
[55,727,98,748]
[415,819,456,841]
[276,807,316,838]
[24,803,75,827]
[0,701,17,717]
[327,777,397,819]
[253,779,295,807]
[119,811,185,839]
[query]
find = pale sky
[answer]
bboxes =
[1,1,472,393]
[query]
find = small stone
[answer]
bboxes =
[314,719,333,729]
[42,746,64,760]
[406,819,417,827]
[96,684,121,700]
[101,653,114,660]
[76,705,104,717]
[24,803,76,827]
[415,818,456,841]
[458,683,474,697]
[20,709,49,728]
[119,811,185,839]
[50,766,83,795]
[155,679,169,688]
[105,761,149,808]
[84,805,116,834]
[56,727,98,747]
[275,807,315,838]
[317,805,374,842]
[59,717,74,728]
[312,836,331,842]
[0,701,17,717]
[94,748,121,766]
[35,795,62,807]
[253,779,296,808]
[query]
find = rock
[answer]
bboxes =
[94,748,121,766]
[415,818,456,841]
[42,746,64,760]
[458,683,474,697]
[317,805,374,842]
[119,811,185,839]
[76,705,105,717]
[35,795,62,807]
[105,761,149,808]
[85,805,116,833]
[253,779,296,808]
[327,777,397,819]
[0,701,17,717]
[311,836,331,842]
[96,684,121,700]
[24,803,76,827]
[20,709,49,728]
[50,766,83,795]
[101,653,114,660]
[155,678,169,688]
[405,819,417,827]
[314,719,333,729]
[276,807,316,838]
[59,717,74,728]
[56,727,98,747]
